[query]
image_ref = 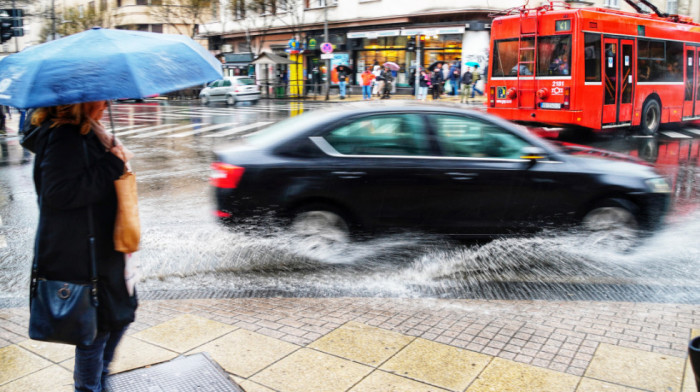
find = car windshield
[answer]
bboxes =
[236,78,255,85]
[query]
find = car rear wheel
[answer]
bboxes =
[290,208,350,245]
[226,95,236,105]
[581,198,639,249]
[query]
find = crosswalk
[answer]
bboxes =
[104,103,326,140]
[108,121,272,139]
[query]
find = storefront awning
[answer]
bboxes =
[251,52,296,65]
[347,26,465,39]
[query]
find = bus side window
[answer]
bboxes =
[584,33,601,82]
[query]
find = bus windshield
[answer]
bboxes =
[491,35,571,77]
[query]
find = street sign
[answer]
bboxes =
[320,42,333,54]
[321,53,333,60]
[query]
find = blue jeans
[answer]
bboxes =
[74,327,127,392]
[362,85,371,99]
[417,86,428,100]
[471,84,484,98]
[339,81,347,97]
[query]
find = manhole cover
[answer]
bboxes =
[106,352,243,391]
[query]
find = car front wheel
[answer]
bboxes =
[226,95,236,105]
[200,95,209,105]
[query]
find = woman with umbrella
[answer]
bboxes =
[27,101,136,391]
[0,27,224,392]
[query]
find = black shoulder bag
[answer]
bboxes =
[28,137,99,347]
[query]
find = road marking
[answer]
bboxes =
[130,123,207,138]
[203,122,273,138]
[684,128,700,137]
[115,123,172,136]
[167,122,241,138]
[661,131,692,139]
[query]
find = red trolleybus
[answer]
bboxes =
[486,1,700,135]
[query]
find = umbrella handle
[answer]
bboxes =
[108,100,117,147]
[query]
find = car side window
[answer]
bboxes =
[431,115,531,159]
[209,81,220,88]
[324,114,430,156]
[223,80,232,87]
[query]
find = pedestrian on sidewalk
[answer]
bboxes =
[360,68,375,100]
[27,102,138,392]
[372,65,384,98]
[460,67,473,103]
[337,67,348,100]
[381,66,394,99]
[431,66,444,100]
[448,62,461,96]
[471,64,484,99]
[417,69,430,101]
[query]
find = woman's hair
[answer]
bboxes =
[30,101,106,135]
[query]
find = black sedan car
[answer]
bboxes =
[211,103,670,242]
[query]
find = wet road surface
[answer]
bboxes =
[1,100,698,307]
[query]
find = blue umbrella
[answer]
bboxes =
[0,27,223,109]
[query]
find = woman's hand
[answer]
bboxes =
[110,145,133,163]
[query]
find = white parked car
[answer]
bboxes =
[200,76,261,105]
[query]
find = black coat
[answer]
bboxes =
[32,122,137,332]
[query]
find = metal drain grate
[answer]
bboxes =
[106,353,243,392]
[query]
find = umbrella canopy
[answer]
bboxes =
[427,61,445,71]
[465,61,480,67]
[383,62,400,71]
[0,27,223,109]
[335,65,353,74]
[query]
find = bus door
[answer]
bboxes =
[684,46,699,118]
[603,38,635,125]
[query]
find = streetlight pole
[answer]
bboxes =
[414,35,420,99]
[324,3,330,101]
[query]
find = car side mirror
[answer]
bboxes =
[520,146,547,167]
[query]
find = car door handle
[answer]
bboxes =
[445,172,478,180]
[332,171,366,179]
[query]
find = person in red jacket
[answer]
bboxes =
[360,68,376,100]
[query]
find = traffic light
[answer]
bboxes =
[419,35,426,48]
[0,11,12,44]
[406,37,416,52]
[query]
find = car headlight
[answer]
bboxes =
[645,177,671,193]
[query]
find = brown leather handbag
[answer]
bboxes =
[113,169,140,253]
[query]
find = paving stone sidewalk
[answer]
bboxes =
[1,297,698,391]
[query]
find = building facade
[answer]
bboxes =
[198,0,698,89]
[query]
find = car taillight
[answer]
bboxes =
[563,87,570,109]
[489,87,495,107]
[210,163,245,189]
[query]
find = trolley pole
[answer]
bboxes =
[324,5,330,101]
